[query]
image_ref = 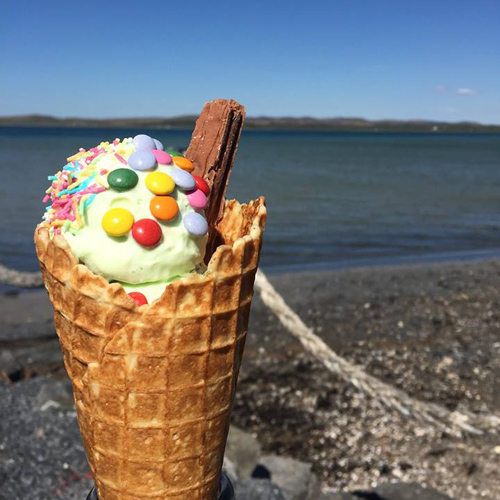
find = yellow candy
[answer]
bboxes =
[102,208,134,236]
[145,172,175,195]
[172,156,195,172]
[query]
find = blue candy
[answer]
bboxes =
[128,150,157,171]
[153,138,164,151]
[183,212,208,236]
[132,134,156,151]
[169,167,196,190]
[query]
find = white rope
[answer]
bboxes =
[2,264,499,433]
[0,263,43,287]
[254,269,500,434]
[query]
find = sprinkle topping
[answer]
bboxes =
[42,139,134,235]
[42,134,210,241]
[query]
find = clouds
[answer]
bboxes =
[434,85,477,96]
[434,86,478,119]
[456,87,477,96]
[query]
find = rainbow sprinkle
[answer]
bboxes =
[42,138,134,235]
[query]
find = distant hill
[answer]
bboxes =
[0,114,499,133]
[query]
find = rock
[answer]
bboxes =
[225,426,261,478]
[223,455,239,484]
[0,339,63,381]
[369,482,456,499]
[0,377,92,500]
[35,378,73,410]
[321,483,456,500]
[0,349,19,376]
[319,494,357,500]
[252,464,271,479]
[259,454,321,500]
[235,479,287,500]
[0,290,54,342]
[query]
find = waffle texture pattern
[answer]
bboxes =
[35,198,266,500]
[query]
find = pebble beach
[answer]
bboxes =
[1,258,499,499]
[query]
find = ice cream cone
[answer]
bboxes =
[34,197,266,500]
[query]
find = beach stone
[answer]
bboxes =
[223,455,239,484]
[225,426,262,478]
[0,340,63,381]
[35,378,73,410]
[0,349,19,374]
[259,454,321,500]
[234,479,287,500]
[319,494,357,500]
[370,482,456,499]
[0,290,53,342]
[252,464,271,479]
[0,377,92,500]
[321,484,456,499]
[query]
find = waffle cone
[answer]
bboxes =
[34,197,266,500]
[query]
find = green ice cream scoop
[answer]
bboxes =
[41,135,209,303]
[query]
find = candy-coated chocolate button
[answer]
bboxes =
[133,134,156,150]
[152,150,172,165]
[129,291,148,306]
[132,218,162,246]
[102,208,134,236]
[107,168,139,192]
[153,138,164,151]
[183,212,208,236]
[128,150,156,171]
[172,156,194,172]
[187,189,208,209]
[165,149,183,157]
[150,196,179,221]
[193,175,210,196]
[169,168,196,190]
[145,172,175,195]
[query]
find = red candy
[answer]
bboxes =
[132,218,162,247]
[129,292,148,306]
[193,175,210,196]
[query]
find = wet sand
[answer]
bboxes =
[1,259,500,499]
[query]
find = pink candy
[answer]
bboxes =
[187,189,208,210]
[152,149,172,165]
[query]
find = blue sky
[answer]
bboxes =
[2,0,499,122]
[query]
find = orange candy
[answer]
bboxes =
[150,196,179,221]
[172,156,194,172]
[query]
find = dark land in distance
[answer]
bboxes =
[1,114,500,133]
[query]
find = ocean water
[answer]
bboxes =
[1,127,500,274]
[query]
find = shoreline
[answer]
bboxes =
[262,247,500,275]
[2,120,500,134]
[4,248,500,298]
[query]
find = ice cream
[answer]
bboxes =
[41,135,211,303]
[35,99,266,500]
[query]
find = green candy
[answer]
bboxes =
[107,168,139,192]
[165,149,184,158]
